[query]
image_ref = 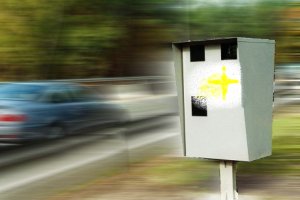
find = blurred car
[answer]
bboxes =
[0,82,122,142]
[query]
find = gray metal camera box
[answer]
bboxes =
[172,38,275,161]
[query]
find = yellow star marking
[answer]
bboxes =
[207,66,239,101]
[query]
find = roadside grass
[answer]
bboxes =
[144,114,299,187]
[143,157,216,187]
[47,114,299,200]
[273,115,300,136]
[239,115,300,176]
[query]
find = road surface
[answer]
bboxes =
[0,116,182,200]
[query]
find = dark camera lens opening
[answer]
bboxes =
[221,43,237,60]
[190,45,205,62]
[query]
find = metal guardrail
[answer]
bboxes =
[0,76,175,85]
[274,82,299,107]
[3,72,299,107]
[274,65,300,108]
[49,76,175,84]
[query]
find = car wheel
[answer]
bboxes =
[47,124,65,139]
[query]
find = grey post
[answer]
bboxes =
[220,160,238,200]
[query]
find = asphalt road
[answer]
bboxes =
[0,116,182,200]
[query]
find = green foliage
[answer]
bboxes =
[178,0,295,64]
[0,0,297,79]
[145,115,300,188]
[185,1,281,39]
[144,158,215,186]
[0,0,177,80]
[238,115,300,176]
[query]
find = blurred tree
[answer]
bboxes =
[0,0,178,80]
[0,0,68,79]
[187,0,279,39]
[101,0,180,76]
[276,2,300,63]
[0,0,38,80]
[0,0,297,80]
[56,0,126,78]
[182,0,290,64]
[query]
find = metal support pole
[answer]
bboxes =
[220,160,238,200]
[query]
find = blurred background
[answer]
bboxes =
[0,0,299,200]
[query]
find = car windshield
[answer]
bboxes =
[0,84,45,100]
